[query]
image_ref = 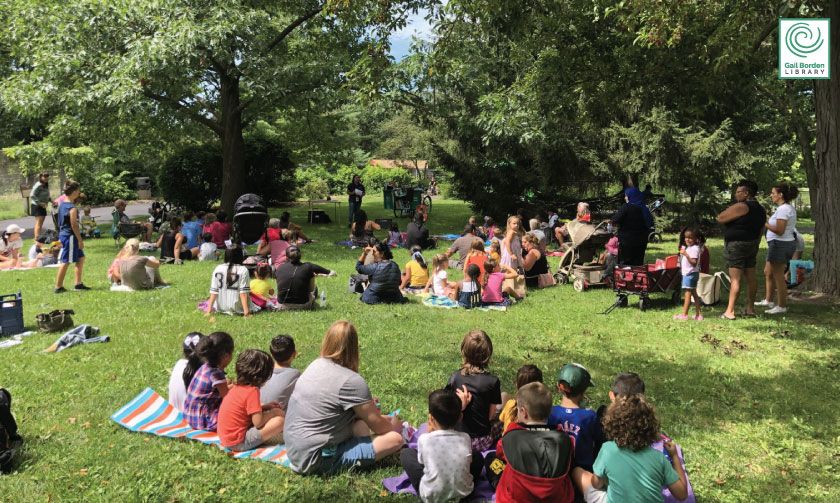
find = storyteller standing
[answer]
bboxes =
[347,175,365,226]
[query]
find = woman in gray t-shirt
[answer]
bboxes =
[284,321,405,475]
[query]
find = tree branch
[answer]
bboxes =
[264,6,325,54]
[142,88,223,135]
[752,1,800,53]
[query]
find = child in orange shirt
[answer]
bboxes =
[218,349,285,451]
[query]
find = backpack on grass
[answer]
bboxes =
[0,388,21,473]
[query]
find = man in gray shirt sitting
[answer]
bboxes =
[446,225,478,269]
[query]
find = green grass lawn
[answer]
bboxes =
[0,193,25,220]
[0,197,837,502]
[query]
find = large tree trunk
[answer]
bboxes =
[809,1,840,296]
[219,74,246,215]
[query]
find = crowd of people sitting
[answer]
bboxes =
[164,322,690,502]
[18,176,804,324]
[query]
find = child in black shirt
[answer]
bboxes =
[446,329,502,452]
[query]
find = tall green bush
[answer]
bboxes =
[160,139,296,210]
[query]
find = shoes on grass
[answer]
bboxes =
[74,283,91,291]
[754,299,775,308]
[54,287,66,294]
[672,314,688,320]
[766,306,788,315]
[693,314,704,321]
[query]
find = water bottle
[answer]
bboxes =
[319,290,327,308]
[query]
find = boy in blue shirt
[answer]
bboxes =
[54,180,90,293]
[547,363,603,471]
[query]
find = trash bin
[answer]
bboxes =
[136,177,152,199]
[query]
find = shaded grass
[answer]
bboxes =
[0,197,838,502]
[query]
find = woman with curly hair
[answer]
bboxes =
[572,394,688,502]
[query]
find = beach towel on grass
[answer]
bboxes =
[111,388,291,467]
[423,295,507,312]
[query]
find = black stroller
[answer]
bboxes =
[233,193,269,246]
[148,201,175,232]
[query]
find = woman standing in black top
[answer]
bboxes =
[717,180,766,320]
[610,187,654,266]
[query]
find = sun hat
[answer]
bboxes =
[5,224,25,235]
[557,363,594,394]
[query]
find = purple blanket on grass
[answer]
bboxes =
[382,423,497,501]
[382,426,695,503]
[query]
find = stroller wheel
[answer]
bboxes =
[573,278,585,292]
[617,295,628,307]
[649,232,662,243]
[639,297,650,311]
[556,273,568,285]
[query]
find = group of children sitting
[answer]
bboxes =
[398,241,522,309]
[164,327,689,503]
[167,332,300,451]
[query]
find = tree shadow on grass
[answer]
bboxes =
[566,345,838,440]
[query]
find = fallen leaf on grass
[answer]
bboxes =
[67,417,77,425]
[730,339,748,350]
[715,478,726,485]
[79,468,88,476]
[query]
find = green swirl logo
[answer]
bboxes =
[785,22,823,58]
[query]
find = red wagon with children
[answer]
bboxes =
[605,255,681,313]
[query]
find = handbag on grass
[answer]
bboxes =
[537,272,557,288]
[35,309,75,333]
[502,276,527,299]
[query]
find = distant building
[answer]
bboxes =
[368,159,431,179]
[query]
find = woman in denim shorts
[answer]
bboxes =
[717,180,766,320]
[755,183,799,315]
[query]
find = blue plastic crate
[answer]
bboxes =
[0,291,24,337]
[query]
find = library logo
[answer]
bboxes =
[779,19,830,79]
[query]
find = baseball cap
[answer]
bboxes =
[5,224,25,235]
[557,363,594,393]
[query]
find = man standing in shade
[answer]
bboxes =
[347,175,365,227]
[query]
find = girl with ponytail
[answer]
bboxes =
[400,245,430,293]
[167,332,206,411]
[183,332,235,431]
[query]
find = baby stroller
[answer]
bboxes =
[233,193,269,246]
[555,220,612,292]
[148,201,174,232]
[648,196,666,243]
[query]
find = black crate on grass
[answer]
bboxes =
[0,292,24,337]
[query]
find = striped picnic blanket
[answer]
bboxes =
[110,388,291,467]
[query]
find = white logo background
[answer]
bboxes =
[779,19,830,79]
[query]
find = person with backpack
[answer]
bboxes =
[488,382,575,502]
[0,388,22,473]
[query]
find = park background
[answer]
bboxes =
[1,1,839,501]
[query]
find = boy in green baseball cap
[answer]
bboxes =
[547,363,604,472]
